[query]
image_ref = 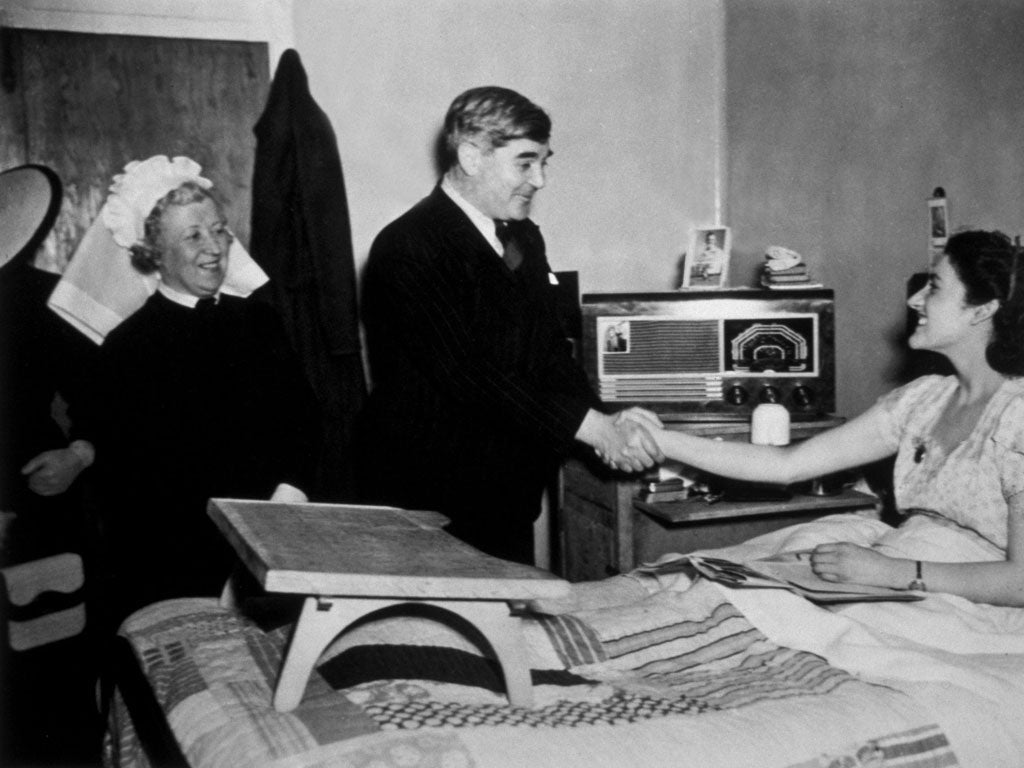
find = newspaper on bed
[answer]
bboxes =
[637,551,924,603]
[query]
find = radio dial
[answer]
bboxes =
[759,386,782,404]
[791,385,816,409]
[725,385,749,406]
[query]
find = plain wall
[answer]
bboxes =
[724,0,1024,416]
[293,0,725,293]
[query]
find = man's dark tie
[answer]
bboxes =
[494,220,524,270]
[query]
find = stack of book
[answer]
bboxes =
[638,477,692,504]
[760,246,823,289]
[760,262,820,288]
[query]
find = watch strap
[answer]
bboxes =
[908,560,927,591]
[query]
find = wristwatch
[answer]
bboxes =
[908,560,927,592]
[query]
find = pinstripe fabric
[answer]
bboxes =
[357,186,599,558]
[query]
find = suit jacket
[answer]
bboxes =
[358,186,599,528]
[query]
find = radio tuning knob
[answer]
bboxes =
[725,385,749,405]
[791,385,815,408]
[759,386,782,404]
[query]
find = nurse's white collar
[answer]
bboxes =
[157,281,219,308]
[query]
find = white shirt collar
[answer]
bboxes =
[157,281,219,309]
[441,175,504,256]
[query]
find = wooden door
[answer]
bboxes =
[0,28,268,271]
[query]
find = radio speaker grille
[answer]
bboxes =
[599,376,724,402]
[602,320,718,375]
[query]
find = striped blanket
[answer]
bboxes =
[105,575,958,768]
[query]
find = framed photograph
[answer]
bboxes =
[928,189,949,257]
[682,226,731,288]
[599,318,631,354]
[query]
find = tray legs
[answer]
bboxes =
[273,596,533,711]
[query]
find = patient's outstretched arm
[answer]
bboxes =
[616,403,895,486]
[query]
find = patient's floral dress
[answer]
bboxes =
[876,374,1024,555]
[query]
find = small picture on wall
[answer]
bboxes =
[928,188,949,256]
[682,226,731,289]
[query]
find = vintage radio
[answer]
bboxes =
[582,288,835,421]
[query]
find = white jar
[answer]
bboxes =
[751,403,790,446]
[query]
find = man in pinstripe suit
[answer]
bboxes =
[358,86,660,564]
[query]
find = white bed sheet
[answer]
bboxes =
[687,512,1024,767]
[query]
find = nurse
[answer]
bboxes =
[84,156,320,628]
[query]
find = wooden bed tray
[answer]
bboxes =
[207,499,571,711]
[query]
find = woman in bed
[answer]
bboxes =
[618,229,1024,606]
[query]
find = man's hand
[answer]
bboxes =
[613,417,665,471]
[21,440,94,496]
[576,409,663,472]
[614,407,663,432]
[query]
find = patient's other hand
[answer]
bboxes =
[809,542,894,587]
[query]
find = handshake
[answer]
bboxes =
[576,407,665,473]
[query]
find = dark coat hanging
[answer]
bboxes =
[249,48,366,501]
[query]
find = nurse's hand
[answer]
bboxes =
[21,440,94,496]
[21,442,91,495]
[270,483,308,504]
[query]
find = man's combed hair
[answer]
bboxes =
[442,86,551,167]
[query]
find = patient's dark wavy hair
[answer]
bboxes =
[945,229,1024,376]
[442,86,551,169]
[128,182,226,274]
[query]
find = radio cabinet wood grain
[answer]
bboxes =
[556,418,877,582]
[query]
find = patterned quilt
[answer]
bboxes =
[105,576,959,768]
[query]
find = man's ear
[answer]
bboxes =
[971,298,1000,325]
[456,142,482,176]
